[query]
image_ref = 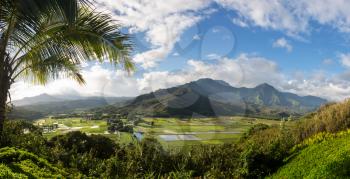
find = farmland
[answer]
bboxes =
[35,116,282,148]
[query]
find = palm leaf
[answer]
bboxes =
[1,0,134,85]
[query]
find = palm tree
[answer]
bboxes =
[0,0,134,132]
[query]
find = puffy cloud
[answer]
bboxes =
[215,0,308,35]
[97,0,212,69]
[137,54,284,92]
[232,17,248,27]
[281,73,350,101]
[216,0,350,35]
[11,64,140,100]
[193,34,201,40]
[297,0,350,33]
[273,38,293,52]
[339,53,350,68]
[206,53,221,60]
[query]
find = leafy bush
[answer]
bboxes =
[236,124,297,178]
[102,137,172,178]
[0,147,69,178]
[0,164,27,178]
[0,120,49,157]
[48,131,116,176]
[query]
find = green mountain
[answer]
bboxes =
[113,78,327,118]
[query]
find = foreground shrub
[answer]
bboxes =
[0,120,48,157]
[236,124,297,178]
[102,137,172,178]
[181,144,239,177]
[0,147,70,178]
[49,131,116,176]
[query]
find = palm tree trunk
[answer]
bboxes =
[0,70,9,134]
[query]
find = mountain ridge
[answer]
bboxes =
[113,78,327,118]
[11,78,328,119]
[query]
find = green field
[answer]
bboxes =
[35,116,282,148]
[135,117,281,149]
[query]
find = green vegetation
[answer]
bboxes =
[2,98,350,178]
[271,130,350,178]
[137,117,282,148]
[34,116,282,149]
[3,99,350,178]
[0,147,68,178]
[0,93,350,178]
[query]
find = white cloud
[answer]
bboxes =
[216,0,308,35]
[212,27,221,33]
[232,17,248,27]
[206,53,221,60]
[339,53,350,68]
[193,34,201,40]
[137,54,284,92]
[323,58,333,65]
[216,0,350,36]
[11,64,140,100]
[273,38,293,52]
[97,0,212,69]
[297,0,350,33]
[281,72,350,101]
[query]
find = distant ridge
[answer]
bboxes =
[10,95,134,119]
[111,78,327,118]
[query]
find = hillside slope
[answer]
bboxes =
[270,131,350,178]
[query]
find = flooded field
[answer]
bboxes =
[159,134,200,141]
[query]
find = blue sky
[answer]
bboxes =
[11,0,350,101]
[151,5,347,74]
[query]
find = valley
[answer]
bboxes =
[18,78,316,149]
[35,116,282,149]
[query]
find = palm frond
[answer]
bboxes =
[16,54,85,85]
[2,0,134,85]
